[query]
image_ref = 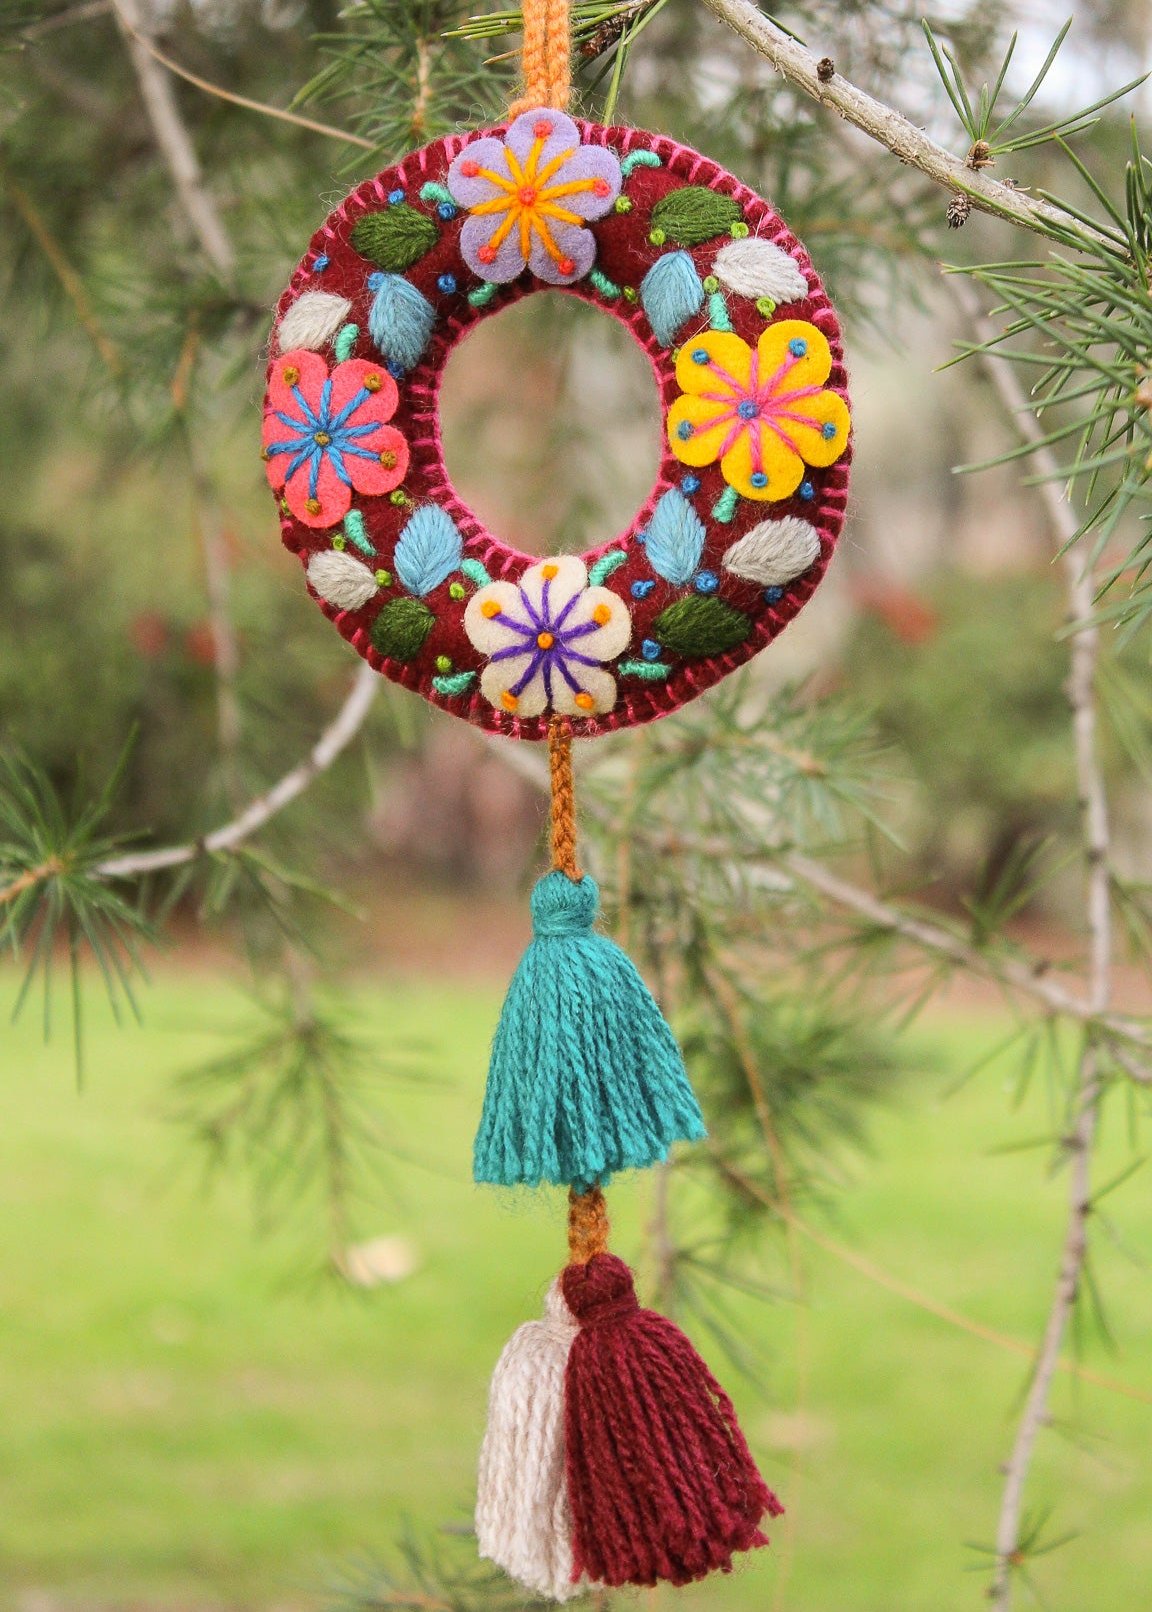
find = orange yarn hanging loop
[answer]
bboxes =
[548,715,581,880]
[568,1185,610,1263]
[508,0,572,116]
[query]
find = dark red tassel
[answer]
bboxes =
[561,1252,783,1588]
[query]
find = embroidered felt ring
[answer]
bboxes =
[264,111,852,741]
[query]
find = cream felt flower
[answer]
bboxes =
[464,556,631,718]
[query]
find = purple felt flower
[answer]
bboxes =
[446,109,622,286]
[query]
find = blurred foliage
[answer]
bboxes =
[0,504,363,844]
[847,571,1151,895]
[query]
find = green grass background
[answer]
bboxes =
[0,969,1149,1612]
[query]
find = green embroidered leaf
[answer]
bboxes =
[589,550,628,585]
[370,597,435,661]
[618,658,670,679]
[620,149,662,178]
[652,596,750,658]
[351,205,439,273]
[432,669,476,696]
[460,557,492,588]
[651,186,743,247]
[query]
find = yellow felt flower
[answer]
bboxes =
[667,320,850,502]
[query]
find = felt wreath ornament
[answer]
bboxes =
[263,0,852,1597]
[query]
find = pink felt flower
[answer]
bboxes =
[262,350,409,529]
[446,109,621,286]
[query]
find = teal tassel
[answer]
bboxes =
[473,873,706,1189]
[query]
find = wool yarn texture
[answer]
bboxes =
[472,871,706,1189]
[722,516,822,587]
[561,1254,783,1588]
[476,1281,586,1601]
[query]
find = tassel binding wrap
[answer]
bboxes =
[562,1253,783,1588]
[472,871,706,1189]
[475,1281,585,1601]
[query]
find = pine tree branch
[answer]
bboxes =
[0,166,123,376]
[19,0,110,40]
[110,0,235,279]
[697,0,1121,252]
[107,9,248,797]
[113,19,374,150]
[0,857,64,908]
[956,285,1117,1611]
[170,349,244,805]
[95,662,379,880]
[477,738,1151,1065]
[717,1157,1152,1407]
[778,850,1136,1053]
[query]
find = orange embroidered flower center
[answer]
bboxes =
[464,133,607,275]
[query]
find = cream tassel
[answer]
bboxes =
[475,1280,585,1601]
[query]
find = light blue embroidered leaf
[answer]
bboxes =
[644,490,706,586]
[366,271,436,371]
[394,505,463,596]
[639,251,704,347]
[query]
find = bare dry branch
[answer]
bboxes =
[477,736,1151,1064]
[114,18,375,150]
[953,287,1117,1610]
[698,0,1119,251]
[111,0,235,279]
[96,662,379,880]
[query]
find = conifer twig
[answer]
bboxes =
[717,1157,1152,1407]
[111,5,247,796]
[0,167,123,375]
[95,664,379,880]
[113,17,374,150]
[111,0,235,279]
[698,0,1121,252]
[954,284,1115,1611]
[478,740,1150,1064]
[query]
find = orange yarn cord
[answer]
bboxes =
[568,1185,610,1263]
[548,715,581,880]
[508,0,572,115]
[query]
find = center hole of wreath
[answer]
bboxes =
[438,293,663,557]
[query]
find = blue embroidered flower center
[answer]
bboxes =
[265,378,385,501]
[737,400,759,420]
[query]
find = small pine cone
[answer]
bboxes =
[946,193,971,229]
[580,16,625,57]
[966,139,993,170]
